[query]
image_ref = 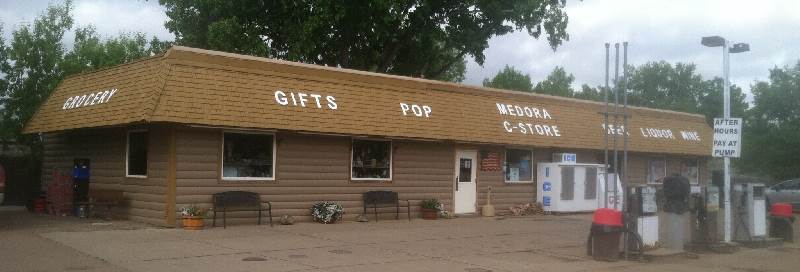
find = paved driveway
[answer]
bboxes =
[4,210,800,272]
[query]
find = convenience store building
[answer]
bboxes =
[24,47,712,227]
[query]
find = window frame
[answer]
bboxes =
[219,130,277,181]
[646,157,667,184]
[503,148,534,184]
[681,158,700,184]
[350,138,393,182]
[125,129,149,178]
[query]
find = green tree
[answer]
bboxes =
[62,26,171,75]
[625,61,748,126]
[159,0,570,82]
[0,2,170,145]
[739,61,800,179]
[482,65,533,92]
[573,84,603,101]
[0,2,74,144]
[533,66,574,97]
[697,77,748,126]
[626,61,705,113]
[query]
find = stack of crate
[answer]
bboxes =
[47,169,73,216]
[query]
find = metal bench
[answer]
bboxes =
[363,190,410,221]
[212,191,272,228]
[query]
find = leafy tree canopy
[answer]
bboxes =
[626,61,747,126]
[0,1,169,145]
[159,0,570,82]
[573,84,602,101]
[739,61,800,179]
[533,66,574,97]
[482,65,533,92]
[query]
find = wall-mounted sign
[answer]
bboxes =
[679,130,701,141]
[62,89,118,110]
[496,102,561,137]
[399,103,431,118]
[480,151,501,171]
[602,123,701,143]
[712,118,742,157]
[639,127,676,139]
[601,123,629,136]
[274,90,337,110]
[496,103,552,119]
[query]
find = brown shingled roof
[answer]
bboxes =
[24,46,712,156]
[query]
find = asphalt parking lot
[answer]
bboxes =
[1,209,799,272]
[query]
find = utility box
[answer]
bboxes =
[537,162,622,213]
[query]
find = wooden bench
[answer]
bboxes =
[81,189,124,219]
[212,191,272,228]
[363,191,410,221]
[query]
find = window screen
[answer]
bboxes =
[561,166,575,200]
[584,167,597,200]
[351,140,391,179]
[127,131,148,176]
[505,149,532,182]
[222,133,274,179]
[647,159,666,183]
[681,159,699,184]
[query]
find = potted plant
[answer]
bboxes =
[311,201,344,224]
[180,205,208,230]
[420,199,440,220]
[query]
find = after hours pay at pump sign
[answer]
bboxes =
[712,118,742,158]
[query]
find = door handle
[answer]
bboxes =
[455,176,459,191]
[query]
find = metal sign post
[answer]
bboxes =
[701,35,749,244]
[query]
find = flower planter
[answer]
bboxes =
[421,208,438,220]
[181,216,205,230]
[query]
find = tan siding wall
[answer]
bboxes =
[40,127,169,226]
[173,128,456,224]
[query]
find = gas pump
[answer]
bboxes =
[734,183,767,240]
[628,185,658,247]
[662,175,691,250]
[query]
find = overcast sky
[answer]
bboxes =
[2,0,798,101]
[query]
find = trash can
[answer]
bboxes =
[769,203,795,242]
[589,208,623,261]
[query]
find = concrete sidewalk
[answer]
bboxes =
[3,210,800,272]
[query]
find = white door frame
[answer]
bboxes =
[454,150,478,214]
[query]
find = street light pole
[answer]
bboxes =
[702,35,748,243]
[721,39,733,243]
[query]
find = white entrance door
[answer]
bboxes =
[454,150,478,214]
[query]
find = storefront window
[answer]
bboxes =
[504,149,532,183]
[647,158,666,183]
[681,159,699,184]
[126,130,148,177]
[222,132,275,180]
[351,139,391,180]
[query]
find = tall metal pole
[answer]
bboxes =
[723,40,732,243]
[622,42,630,259]
[603,43,610,208]
[612,43,620,210]
[622,42,629,201]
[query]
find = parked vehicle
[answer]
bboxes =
[766,178,800,211]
